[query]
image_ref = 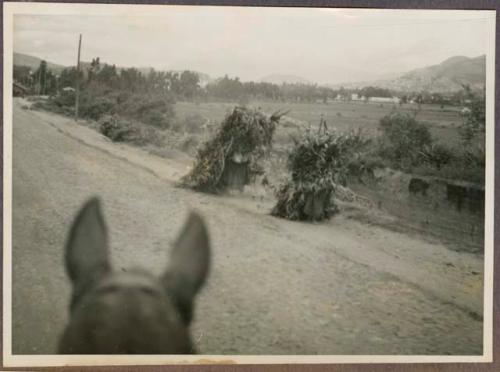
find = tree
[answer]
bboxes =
[60,67,84,90]
[97,64,118,87]
[34,60,48,95]
[378,112,432,169]
[119,68,145,92]
[360,86,393,99]
[13,65,32,87]
[87,57,101,83]
[459,85,485,142]
[179,71,200,100]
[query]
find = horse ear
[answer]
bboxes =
[162,212,210,324]
[65,198,110,287]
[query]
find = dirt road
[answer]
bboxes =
[11,99,484,355]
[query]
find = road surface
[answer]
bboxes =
[11,98,484,355]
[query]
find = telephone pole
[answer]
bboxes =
[75,34,82,120]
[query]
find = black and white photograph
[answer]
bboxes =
[2,1,496,367]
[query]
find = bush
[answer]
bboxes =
[99,115,136,142]
[173,114,206,134]
[80,95,116,120]
[120,94,175,129]
[418,143,454,170]
[409,141,484,184]
[459,86,485,142]
[34,81,176,131]
[32,98,74,116]
[180,135,199,155]
[99,115,161,146]
[54,90,76,107]
[378,112,432,169]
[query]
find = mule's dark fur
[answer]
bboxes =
[59,198,210,354]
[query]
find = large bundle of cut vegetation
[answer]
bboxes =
[272,128,369,221]
[181,106,283,193]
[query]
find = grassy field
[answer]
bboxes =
[175,100,463,144]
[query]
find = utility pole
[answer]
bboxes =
[75,34,82,120]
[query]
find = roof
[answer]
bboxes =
[13,81,28,91]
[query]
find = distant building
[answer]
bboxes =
[461,107,472,116]
[369,96,400,104]
[13,81,28,97]
[351,93,365,101]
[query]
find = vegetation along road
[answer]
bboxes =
[12,98,484,355]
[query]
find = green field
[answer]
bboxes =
[175,100,463,144]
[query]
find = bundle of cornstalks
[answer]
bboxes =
[181,106,284,193]
[272,128,368,221]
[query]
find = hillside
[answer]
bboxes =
[14,52,212,84]
[329,55,486,93]
[14,53,66,74]
[382,55,486,93]
[14,52,486,93]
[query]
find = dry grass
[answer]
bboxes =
[175,100,463,145]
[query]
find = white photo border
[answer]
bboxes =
[2,1,496,367]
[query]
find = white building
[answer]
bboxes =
[369,96,400,104]
[351,93,365,101]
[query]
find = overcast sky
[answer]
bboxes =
[13,6,493,84]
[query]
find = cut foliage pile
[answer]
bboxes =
[272,128,369,221]
[181,106,283,193]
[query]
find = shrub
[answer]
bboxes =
[32,98,73,116]
[176,114,206,134]
[378,112,432,169]
[80,95,116,120]
[180,135,199,155]
[120,94,175,129]
[419,143,454,170]
[54,90,76,107]
[459,86,485,142]
[99,115,161,146]
[99,115,136,142]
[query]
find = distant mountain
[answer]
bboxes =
[381,55,486,93]
[15,52,484,93]
[14,52,66,74]
[260,74,311,85]
[328,55,486,93]
[14,52,213,84]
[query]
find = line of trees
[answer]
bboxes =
[14,57,483,108]
[14,61,58,95]
[203,75,338,103]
